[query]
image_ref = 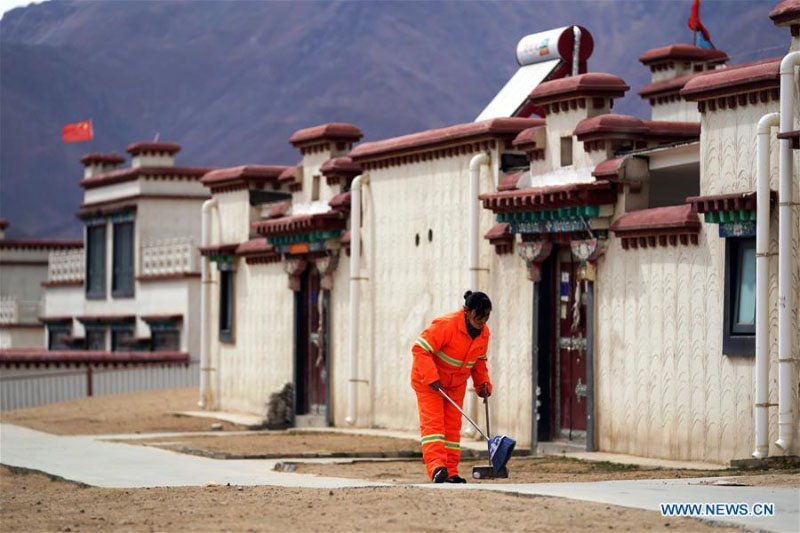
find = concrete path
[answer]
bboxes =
[0,424,388,489]
[2,423,797,532]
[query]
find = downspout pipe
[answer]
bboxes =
[467,153,490,437]
[776,51,800,452]
[753,112,779,459]
[346,174,367,425]
[198,198,218,409]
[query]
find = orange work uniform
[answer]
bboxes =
[411,310,492,479]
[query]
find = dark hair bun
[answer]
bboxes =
[463,290,473,301]
[463,290,492,315]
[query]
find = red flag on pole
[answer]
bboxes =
[62,119,93,143]
[687,0,714,49]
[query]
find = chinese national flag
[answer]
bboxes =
[62,119,93,143]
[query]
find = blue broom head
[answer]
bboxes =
[488,434,516,473]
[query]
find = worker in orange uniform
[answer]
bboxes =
[411,290,492,483]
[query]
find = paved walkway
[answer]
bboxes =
[1,423,798,532]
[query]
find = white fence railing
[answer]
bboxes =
[0,361,199,410]
[0,298,42,325]
[48,248,85,283]
[140,237,198,277]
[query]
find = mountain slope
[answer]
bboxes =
[0,0,786,237]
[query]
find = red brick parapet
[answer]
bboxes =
[681,57,781,112]
[528,73,629,115]
[638,44,728,71]
[481,180,617,213]
[79,166,213,190]
[253,212,346,238]
[201,165,290,193]
[289,123,364,155]
[126,142,181,156]
[80,153,125,166]
[770,0,800,29]
[320,156,362,186]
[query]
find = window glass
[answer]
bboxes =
[736,241,756,326]
[48,325,71,350]
[560,137,573,167]
[112,222,134,297]
[152,329,180,351]
[111,327,134,351]
[86,327,106,351]
[86,224,106,298]
[219,269,234,342]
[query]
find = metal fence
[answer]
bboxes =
[0,361,199,410]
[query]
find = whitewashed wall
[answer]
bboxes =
[651,100,701,123]
[0,327,43,349]
[217,262,294,415]
[595,96,800,463]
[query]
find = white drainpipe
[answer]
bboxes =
[753,112,779,459]
[467,153,490,436]
[776,51,800,452]
[198,198,218,409]
[346,174,367,425]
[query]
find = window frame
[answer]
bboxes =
[111,220,135,298]
[560,136,573,167]
[218,264,234,343]
[110,325,135,352]
[85,326,107,351]
[723,237,756,356]
[47,323,72,350]
[86,223,107,299]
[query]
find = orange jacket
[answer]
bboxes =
[411,310,492,393]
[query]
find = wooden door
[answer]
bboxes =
[557,258,587,436]
[296,266,328,417]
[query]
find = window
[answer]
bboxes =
[723,238,755,355]
[86,327,106,351]
[311,174,321,201]
[219,267,234,342]
[112,221,134,297]
[111,326,134,352]
[47,324,71,350]
[86,224,106,299]
[152,328,181,351]
[560,137,573,167]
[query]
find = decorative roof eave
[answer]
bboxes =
[0,218,7,231]
[770,0,800,27]
[0,348,189,367]
[484,223,514,255]
[201,165,290,193]
[498,171,525,192]
[253,211,346,238]
[686,190,777,213]
[511,125,547,153]
[638,44,728,68]
[777,130,800,149]
[80,153,125,166]
[288,123,364,151]
[528,73,629,107]
[610,204,700,249]
[639,73,701,99]
[76,314,136,324]
[680,58,780,103]
[278,163,303,192]
[329,191,352,211]
[0,239,83,250]
[574,114,648,141]
[320,156,362,186]
[140,314,183,323]
[79,166,213,190]
[234,238,281,265]
[480,180,617,213]
[77,202,137,220]
[349,118,543,166]
[199,243,239,257]
[126,142,181,156]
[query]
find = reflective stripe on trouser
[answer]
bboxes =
[415,382,466,479]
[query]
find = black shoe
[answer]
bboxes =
[446,475,467,484]
[432,466,449,483]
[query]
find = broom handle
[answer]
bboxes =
[484,396,491,437]
[437,388,490,442]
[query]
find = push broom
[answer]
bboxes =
[437,388,516,477]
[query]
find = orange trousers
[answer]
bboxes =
[415,382,467,479]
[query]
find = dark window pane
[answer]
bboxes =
[111,327,134,352]
[560,137,573,167]
[735,241,756,327]
[86,328,106,351]
[152,329,180,351]
[48,325,71,350]
[86,225,106,298]
[112,222,134,297]
[219,270,233,342]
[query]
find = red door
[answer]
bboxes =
[557,259,587,435]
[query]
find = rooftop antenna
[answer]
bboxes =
[153,133,160,142]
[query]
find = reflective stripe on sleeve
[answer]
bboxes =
[416,336,434,354]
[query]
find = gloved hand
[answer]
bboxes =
[429,380,443,392]
[477,382,492,398]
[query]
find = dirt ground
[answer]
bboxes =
[0,388,241,434]
[125,433,422,457]
[285,456,800,486]
[0,465,740,533]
